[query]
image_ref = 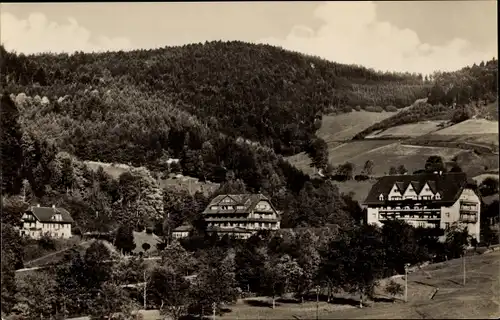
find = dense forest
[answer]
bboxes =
[0,41,429,163]
[353,58,498,140]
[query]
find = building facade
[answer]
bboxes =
[172,224,193,239]
[20,205,74,239]
[203,194,281,239]
[364,172,481,241]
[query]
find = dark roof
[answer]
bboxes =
[173,225,193,232]
[364,172,470,205]
[203,194,276,215]
[27,206,74,223]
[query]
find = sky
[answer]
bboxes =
[1,1,497,75]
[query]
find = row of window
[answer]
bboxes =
[210,221,276,228]
[211,205,246,211]
[380,194,440,201]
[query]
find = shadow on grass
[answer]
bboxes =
[372,297,396,303]
[328,297,360,307]
[244,299,276,308]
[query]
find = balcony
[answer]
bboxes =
[459,206,478,212]
[459,215,478,223]
[379,215,440,221]
[379,208,440,213]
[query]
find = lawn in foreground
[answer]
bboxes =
[221,251,500,320]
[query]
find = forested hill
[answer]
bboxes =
[1,41,429,161]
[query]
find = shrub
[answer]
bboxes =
[365,105,384,113]
[385,105,398,112]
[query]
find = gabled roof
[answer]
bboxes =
[364,172,470,205]
[26,206,74,223]
[203,194,275,215]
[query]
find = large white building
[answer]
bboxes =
[20,205,74,239]
[203,193,281,239]
[364,172,481,241]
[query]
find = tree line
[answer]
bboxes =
[2,217,485,319]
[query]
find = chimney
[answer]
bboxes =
[433,171,438,174]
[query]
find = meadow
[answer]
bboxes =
[317,110,399,143]
[365,120,446,139]
[219,250,500,320]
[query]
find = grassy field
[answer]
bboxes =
[435,119,498,135]
[412,119,499,149]
[333,180,375,204]
[317,110,398,143]
[220,250,500,320]
[287,140,397,176]
[287,141,464,177]
[365,121,446,139]
[132,231,161,255]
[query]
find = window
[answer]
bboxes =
[445,222,450,229]
[379,194,384,201]
[446,212,450,218]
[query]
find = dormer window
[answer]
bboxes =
[379,194,384,201]
[435,193,441,200]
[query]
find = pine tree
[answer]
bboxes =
[114,225,136,255]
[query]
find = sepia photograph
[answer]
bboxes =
[0,1,498,319]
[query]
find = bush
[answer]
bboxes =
[365,106,384,113]
[354,105,362,111]
[354,174,369,181]
[385,105,398,112]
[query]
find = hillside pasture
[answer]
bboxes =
[85,161,219,195]
[335,143,464,177]
[435,119,498,135]
[317,110,399,143]
[412,119,499,150]
[334,180,375,204]
[286,140,397,176]
[307,250,500,319]
[365,121,446,139]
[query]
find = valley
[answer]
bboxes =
[286,103,499,204]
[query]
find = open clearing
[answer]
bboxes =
[85,161,219,195]
[287,141,464,177]
[317,110,398,143]
[365,121,445,139]
[333,180,375,204]
[413,119,499,149]
[433,119,498,135]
